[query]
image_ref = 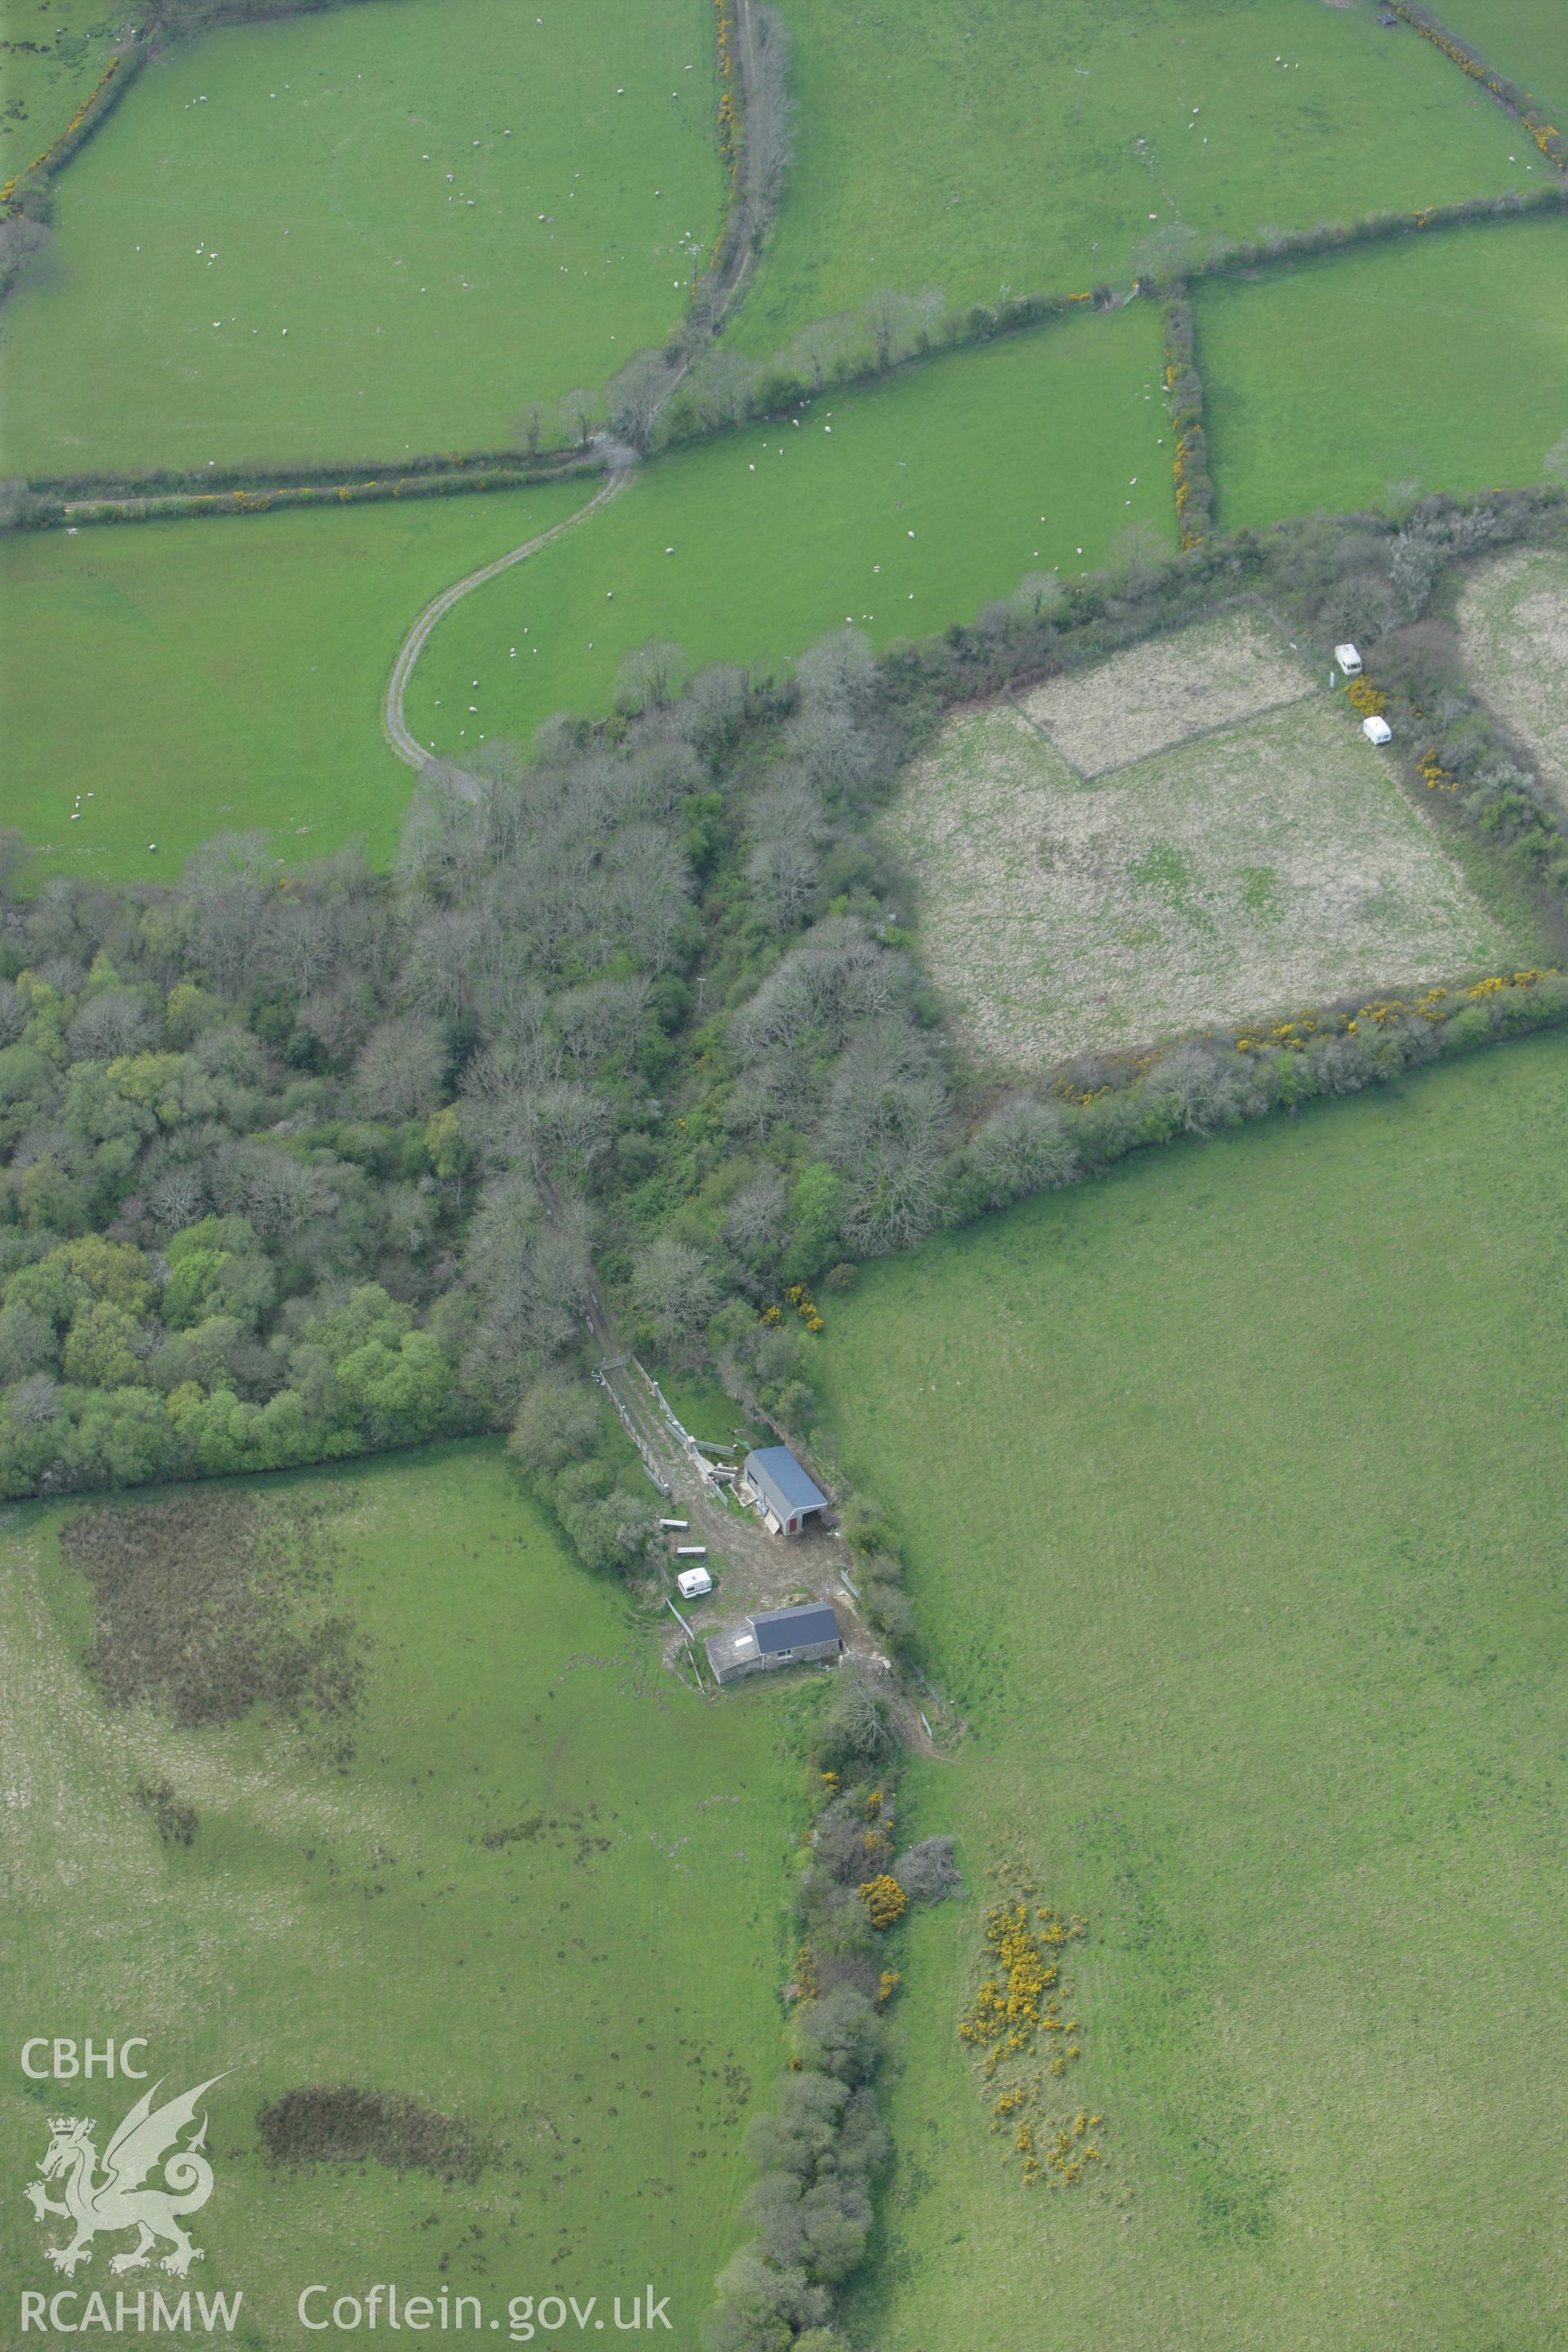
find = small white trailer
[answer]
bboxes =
[1334,642,1363,675]
[676,1566,714,1600]
[1362,715,1392,746]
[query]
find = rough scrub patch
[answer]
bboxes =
[1458,547,1568,813]
[256,2086,487,2181]
[1018,613,1316,778]
[893,688,1528,1067]
[60,1490,364,1729]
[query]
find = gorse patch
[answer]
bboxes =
[959,1877,1103,2192]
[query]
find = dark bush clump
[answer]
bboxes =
[256,2085,486,2182]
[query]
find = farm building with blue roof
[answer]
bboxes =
[742,1446,830,1536]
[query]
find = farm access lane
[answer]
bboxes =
[546,1197,889,1697]
[590,1338,881,1670]
[382,467,630,777]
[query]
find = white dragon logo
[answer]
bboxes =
[24,2075,226,2278]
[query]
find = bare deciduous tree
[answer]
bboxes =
[352,1014,449,1122]
[724,1166,790,1263]
[786,705,876,798]
[861,286,921,371]
[684,348,763,430]
[748,834,820,929]
[605,350,675,453]
[792,626,877,713]
[789,312,858,390]
[1013,570,1063,623]
[616,639,688,714]
[558,386,599,447]
[968,1096,1077,1206]
[631,1236,723,1349]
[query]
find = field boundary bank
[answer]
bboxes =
[693,0,774,345]
[45,445,599,505]
[0,32,151,211]
[1388,1,1566,171]
[1160,281,1211,549]
[15,182,1566,536]
[1006,673,1330,782]
[57,457,601,526]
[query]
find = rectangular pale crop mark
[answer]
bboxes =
[1018,614,1317,778]
[891,621,1539,1066]
[1457,546,1568,813]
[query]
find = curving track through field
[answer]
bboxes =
[381,467,630,784]
[381,0,766,793]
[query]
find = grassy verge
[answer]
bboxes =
[815,1029,1568,2352]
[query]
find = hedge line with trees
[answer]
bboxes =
[24,445,590,503]
[47,465,574,530]
[4,489,1566,1512]
[0,37,149,212]
[1387,0,1568,171]
[13,176,1566,534]
[1160,283,1212,550]
[705,1664,960,2352]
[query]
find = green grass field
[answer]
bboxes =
[728,0,1532,359]
[406,307,1172,764]
[0,1441,804,2344]
[1197,215,1568,528]
[0,0,721,476]
[3,307,1168,883]
[0,480,586,879]
[0,0,124,176]
[815,1032,1568,2350]
[1442,0,1568,108]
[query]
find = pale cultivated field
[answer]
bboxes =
[1458,547,1568,812]
[1018,612,1317,777]
[894,690,1527,1067]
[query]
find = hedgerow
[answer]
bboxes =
[702,1673,959,2351]
[1160,283,1213,550]
[17,182,1566,536]
[27,447,589,503]
[1385,1,1567,173]
[0,35,150,213]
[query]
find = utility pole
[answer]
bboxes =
[1075,67,1089,123]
